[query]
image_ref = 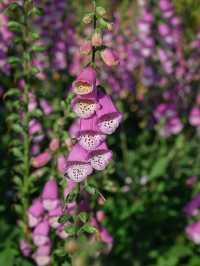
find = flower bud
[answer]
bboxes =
[92,31,103,47]
[96,6,106,17]
[31,151,52,168]
[107,22,114,31]
[101,48,119,66]
[83,14,92,24]
[80,41,92,55]
[49,138,60,152]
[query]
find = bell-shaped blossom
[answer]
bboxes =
[32,243,51,266]
[20,239,31,257]
[186,176,198,187]
[32,220,50,246]
[100,227,113,249]
[40,99,53,115]
[78,115,106,150]
[73,67,96,95]
[184,193,200,216]
[57,155,66,174]
[189,107,200,127]
[92,31,103,47]
[71,90,99,119]
[27,198,44,228]
[186,221,200,244]
[80,41,92,55]
[68,119,80,139]
[48,205,63,229]
[88,142,112,171]
[65,144,93,182]
[96,210,106,222]
[49,138,60,152]
[31,151,52,168]
[42,179,59,211]
[101,48,119,66]
[56,222,71,240]
[97,93,122,135]
[64,179,77,198]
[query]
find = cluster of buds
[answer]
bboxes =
[65,5,122,182]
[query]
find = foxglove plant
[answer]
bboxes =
[65,0,122,183]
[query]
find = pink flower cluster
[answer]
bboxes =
[154,103,183,137]
[20,179,113,264]
[65,67,122,182]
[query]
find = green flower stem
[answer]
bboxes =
[92,0,97,64]
[21,0,33,220]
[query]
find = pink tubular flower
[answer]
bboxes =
[96,210,106,222]
[56,222,71,239]
[32,220,50,246]
[64,179,77,198]
[100,227,113,247]
[68,119,80,138]
[65,143,93,182]
[73,67,96,95]
[186,221,200,244]
[78,115,106,150]
[49,138,60,152]
[40,99,53,115]
[27,198,44,228]
[20,239,31,257]
[189,107,200,127]
[57,155,66,174]
[97,92,122,135]
[92,31,103,47]
[42,179,59,211]
[31,151,52,168]
[183,193,200,216]
[88,142,112,171]
[71,91,98,119]
[80,41,92,55]
[186,176,198,187]
[48,205,63,229]
[29,119,42,135]
[101,48,119,66]
[32,243,51,266]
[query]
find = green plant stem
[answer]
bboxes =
[21,0,32,219]
[92,0,97,64]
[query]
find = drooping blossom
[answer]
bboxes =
[42,179,59,211]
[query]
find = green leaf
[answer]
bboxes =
[79,212,89,223]
[4,88,20,99]
[58,214,70,224]
[64,225,76,235]
[31,66,40,75]
[12,124,24,134]
[0,248,15,266]
[29,109,43,118]
[31,45,47,52]
[31,32,40,40]
[27,7,44,17]
[85,185,96,195]
[150,157,170,180]
[11,147,23,158]
[81,224,97,234]
[8,57,21,66]
[8,21,22,33]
